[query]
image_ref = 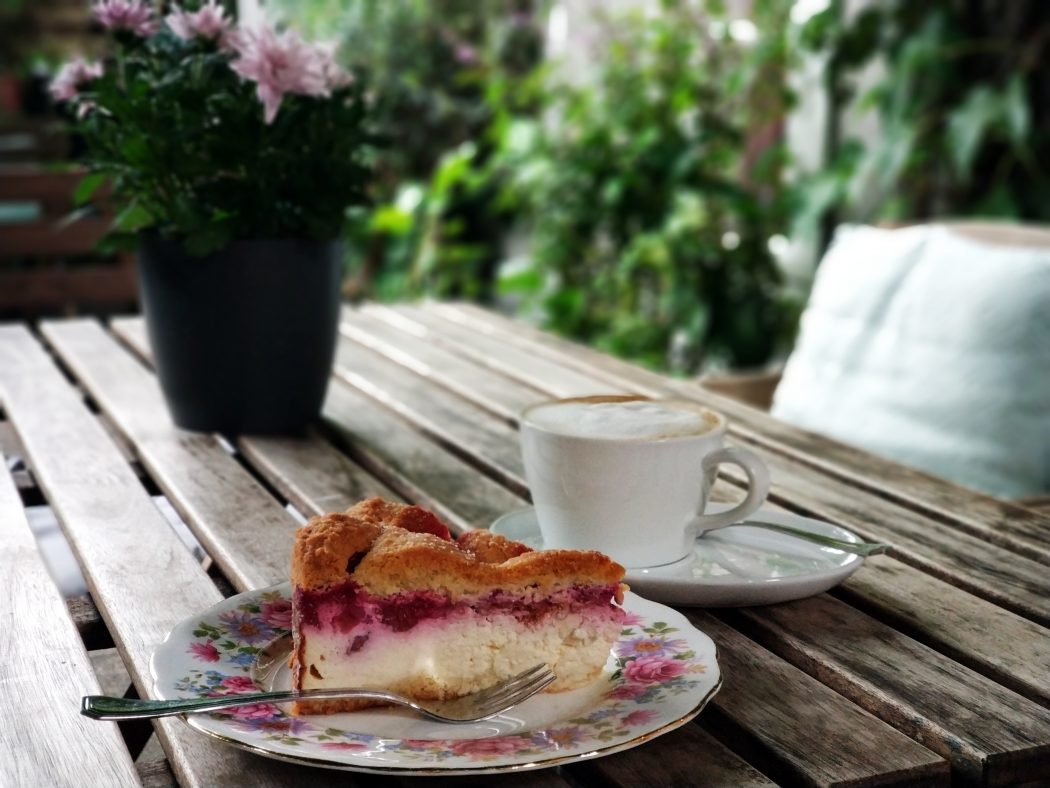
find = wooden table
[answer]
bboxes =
[2,301,1049,788]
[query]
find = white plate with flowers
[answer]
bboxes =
[150,583,721,775]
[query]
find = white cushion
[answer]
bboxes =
[771,223,1050,498]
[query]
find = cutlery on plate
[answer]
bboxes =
[82,663,557,724]
[700,520,890,556]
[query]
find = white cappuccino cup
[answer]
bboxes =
[520,395,770,569]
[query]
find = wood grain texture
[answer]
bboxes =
[837,559,1050,706]
[322,380,525,532]
[341,306,542,422]
[435,302,1050,563]
[689,612,947,787]
[239,430,403,518]
[341,305,1050,667]
[564,723,779,788]
[718,587,1050,785]
[110,316,399,522]
[376,303,639,399]
[43,318,298,591]
[338,302,1050,784]
[0,464,140,788]
[0,326,342,788]
[334,336,529,496]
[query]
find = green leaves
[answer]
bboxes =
[947,87,1001,178]
[66,23,376,250]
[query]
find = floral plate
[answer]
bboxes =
[150,583,721,775]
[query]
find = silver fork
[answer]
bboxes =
[81,663,557,724]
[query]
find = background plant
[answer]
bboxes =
[270,0,543,300]
[495,0,796,372]
[60,2,373,255]
[795,0,1050,248]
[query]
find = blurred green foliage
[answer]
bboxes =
[272,0,1050,374]
[796,0,1050,243]
[495,0,795,371]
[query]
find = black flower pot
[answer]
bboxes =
[138,238,342,435]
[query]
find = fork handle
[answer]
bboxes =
[82,688,403,720]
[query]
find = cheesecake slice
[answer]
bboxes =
[290,498,626,714]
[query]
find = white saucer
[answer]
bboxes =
[491,503,868,606]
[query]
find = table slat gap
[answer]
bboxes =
[238,430,404,518]
[379,302,641,400]
[338,303,1050,719]
[689,611,948,787]
[563,723,779,788]
[832,565,1050,708]
[110,316,403,523]
[716,465,1050,628]
[340,306,537,423]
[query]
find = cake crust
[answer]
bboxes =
[292,498,626,597]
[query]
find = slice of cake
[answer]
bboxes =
[290,498,627,714]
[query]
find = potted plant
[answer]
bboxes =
[50,0,373,434]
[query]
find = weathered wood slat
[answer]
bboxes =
[240,431,403,518]
[323,380,524,532]
[110,316,402,521]
[275,330,950,786]
[837,560,1050,706]
[436,301,1050,561]
[0,463,141,788]
[341,307,542,421]
[691,613,947,787]
[334,337,528,496]
[719,584,1050,785]
[377,304,1050,625]
[43,318,298,591]
[0,326,331,788]
[112,315,519,534]
[374,303,638,400]
[565,723,778,788]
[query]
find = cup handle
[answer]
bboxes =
[688,446,770,535]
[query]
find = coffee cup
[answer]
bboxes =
[519,395,770,569]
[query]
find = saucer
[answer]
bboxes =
[491,503,868,606]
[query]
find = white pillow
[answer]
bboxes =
[771,223,1050,498]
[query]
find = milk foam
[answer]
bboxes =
[525,399,716,440]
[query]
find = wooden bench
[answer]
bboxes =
[0,166,137,315]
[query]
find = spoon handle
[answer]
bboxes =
[716,520,890,556]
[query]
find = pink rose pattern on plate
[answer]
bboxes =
[173,588,709,763]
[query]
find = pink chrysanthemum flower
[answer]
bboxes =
[166,0,231,41]
[49,57,104,102]
[92,0,159,37]
[228,22,330,124]
[315,43,355,90]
